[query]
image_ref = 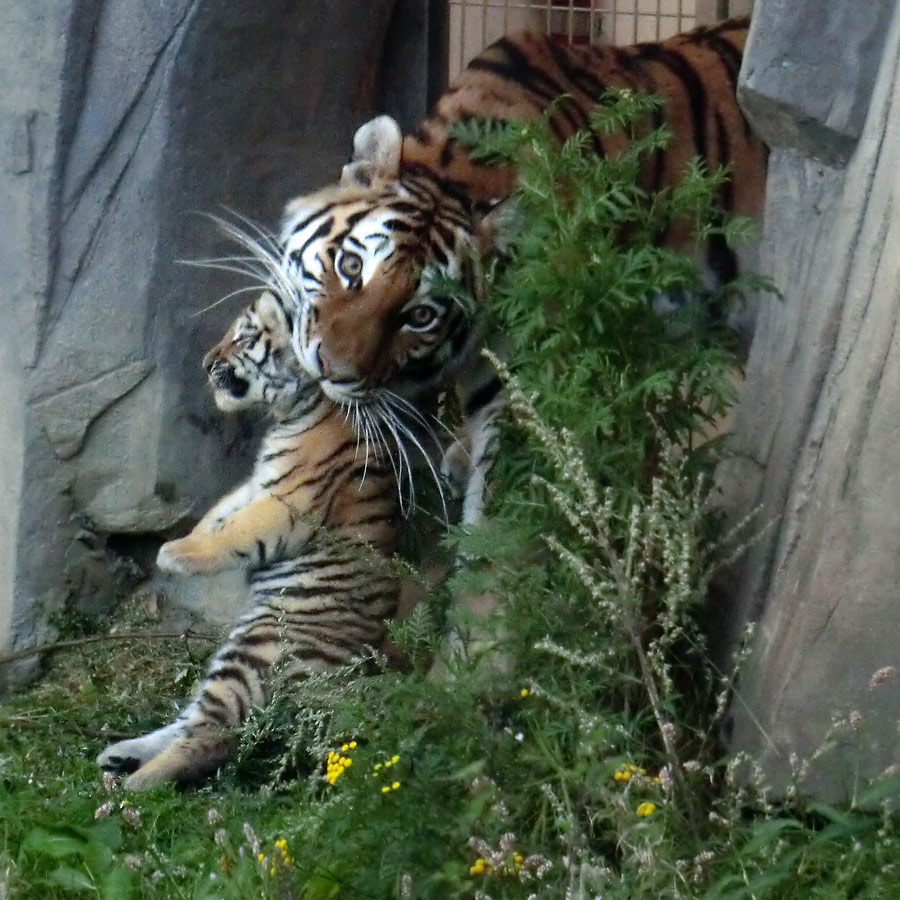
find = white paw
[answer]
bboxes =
[440,439,469,500]
[97,722,186,774]
[156,539,210,575]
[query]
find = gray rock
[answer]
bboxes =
[0,0,442,683]
[721,4,900,798]
[739,0,894,166]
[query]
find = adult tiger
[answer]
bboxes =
[279,18,766,523]
[97,291,400,788]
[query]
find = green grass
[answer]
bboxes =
[1,605,897,900]
[0,633,308,899]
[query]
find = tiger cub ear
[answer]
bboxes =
[341,115,403,188]
[254,290,289,333]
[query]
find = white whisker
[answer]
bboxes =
[365,407,405,513]
[375,405,415,517]
[189,284,272,318]
[381,388,461,453]
[377,399,448,523]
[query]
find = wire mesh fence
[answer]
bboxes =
[447,0,733,80]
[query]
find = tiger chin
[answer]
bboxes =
[97,290,400,789]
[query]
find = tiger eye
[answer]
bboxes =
[338,252,363,279]
[406,304,438,329]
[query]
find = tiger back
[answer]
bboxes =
[96,290,400,788]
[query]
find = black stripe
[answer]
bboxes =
[217,649,271,674]
[384,218,416,234]
[290,203,337,235]
[255,539,267,566]
[543,40,607,155]
[633,44,707,158]
[463,376,503,418]
[493,37,592,136]
[693,30,753,140]
[293,216,335,263]
[197,692,232,726]
[259,439,354,491]
[466,58,567,141]
[691,30,741,92]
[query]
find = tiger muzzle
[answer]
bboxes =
[207,359,249,399]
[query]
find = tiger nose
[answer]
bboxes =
[316,345,330,377]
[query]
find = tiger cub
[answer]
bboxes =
[97,290,399,789]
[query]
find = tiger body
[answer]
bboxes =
[97,291,399,788]
[278,20,767,524]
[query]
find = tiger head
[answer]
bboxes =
[203,290,304,415]
[278,116,492,408]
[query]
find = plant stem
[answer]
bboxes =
[0,629,219,668]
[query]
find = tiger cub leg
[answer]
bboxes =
[97,605,283,789]
[156,494,314,576]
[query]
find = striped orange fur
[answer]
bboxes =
[97,291,399,788]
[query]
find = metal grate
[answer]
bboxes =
[448,0,699,81]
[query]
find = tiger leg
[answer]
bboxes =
[97,604,283,789]
[432,360,508,677]
[126,549,399,788]
[156,494,314,576]
[453,356,505,526]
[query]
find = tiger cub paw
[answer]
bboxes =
[156,537,223,576]
[96,724,185,775]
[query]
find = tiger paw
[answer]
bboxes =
[440,438,469,500]
[156,538,222,576]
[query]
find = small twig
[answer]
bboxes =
[0,629,219,667]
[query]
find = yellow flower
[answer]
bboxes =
[274,838,292,865]
[520,688,529,697]
[391,781,400,790]
[326,749,354,784]
[636,801,657,817]
[614,762,646,782]
[469,858,487,875]
[381,786,390,793]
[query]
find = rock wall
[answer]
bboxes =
[0,0,443,684]
[720,0,899,797]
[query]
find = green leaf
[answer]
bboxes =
[47,864,95,892]
[21,826,88,859]
[302,872,342,900]
[855,772,900,808]
[100,866,137,900]
[739,816,804,855]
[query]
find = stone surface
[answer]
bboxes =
[739,0,893,166]
[0,0,443,680]
[720,6,900,798]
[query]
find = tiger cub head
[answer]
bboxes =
[203,290,304,415]
[277,116,494,408]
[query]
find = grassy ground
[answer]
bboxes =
[0,629,308,900]
[1,608,898,900]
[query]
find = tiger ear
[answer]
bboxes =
[255,291,289,333]
[341,115,403,188]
